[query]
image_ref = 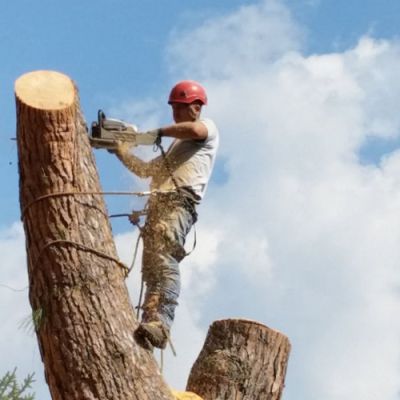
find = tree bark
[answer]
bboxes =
[186,319,291,400]
[15,70,174,400]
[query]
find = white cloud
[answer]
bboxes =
[345,37,400,139]
[167,0,304,80]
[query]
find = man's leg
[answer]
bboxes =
[136,204,194,349]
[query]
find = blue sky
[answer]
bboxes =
[293,0,400,51]
[1,1,400,399]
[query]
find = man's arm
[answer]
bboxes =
[114,142,163,178]
[160,121,208,141]
[112,120,208,176]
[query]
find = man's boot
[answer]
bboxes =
[135,292,169,350]
[135,320,169,350]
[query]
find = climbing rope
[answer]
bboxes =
[21,189,173,221]
[0,283,28,292]
[32,239,129,277]
[20,189,159,280]
[109,210,146,314]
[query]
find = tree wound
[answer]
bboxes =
[15,70,75,110]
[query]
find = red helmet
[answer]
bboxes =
[168,80,208,105]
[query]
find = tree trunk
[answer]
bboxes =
[187,319,291,400]
[15,70,174,400]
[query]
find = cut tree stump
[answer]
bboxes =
[187,319,291,400]
[15,70,174,400]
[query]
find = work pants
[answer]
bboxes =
[141,194,196,329]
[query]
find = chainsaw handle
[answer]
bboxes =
[98,109,106,126]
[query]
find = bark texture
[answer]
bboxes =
[187,319,290,400]
[15,70,174,400]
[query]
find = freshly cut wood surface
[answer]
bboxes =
[15,70,75,110]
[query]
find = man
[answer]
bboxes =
[112,80,219,350]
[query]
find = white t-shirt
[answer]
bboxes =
[151,118,219,200]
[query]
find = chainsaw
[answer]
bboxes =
[89,109,160,150]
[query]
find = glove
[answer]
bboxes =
[135,129,162,146]
[128,211,141,225]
